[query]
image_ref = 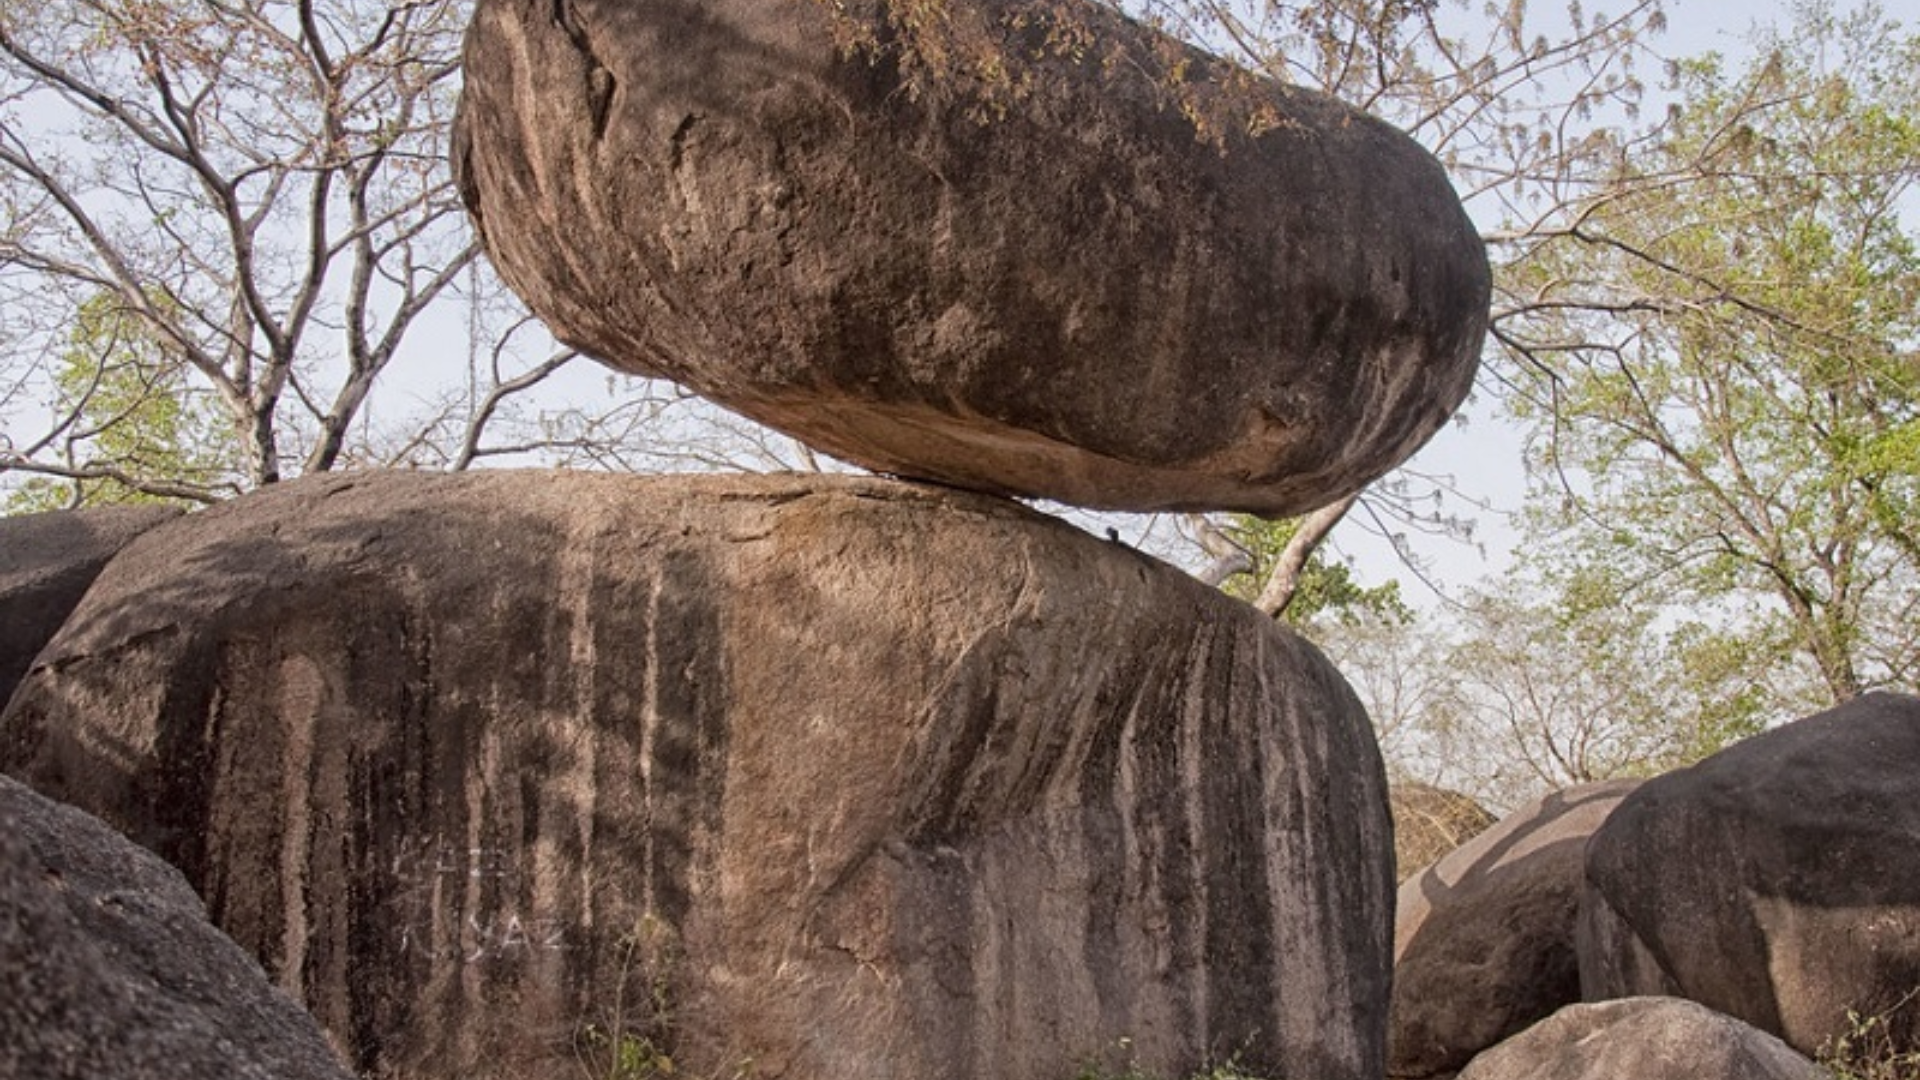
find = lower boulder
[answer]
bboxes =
[0,504,180,709]
[1454,997,1827,1080]
[0,775,353,1080]
[1390,780,1640,1078]
[0,470,1392,1080]
[1580,692,1920,1057]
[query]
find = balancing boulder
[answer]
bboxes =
[452,0,1489,513]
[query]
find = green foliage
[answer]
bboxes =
[1818,990,1920,1080]
[576,1027,676,1080]
[1215,513,1409,627]
[1499,1,1920,713]
[574,921,680,1080]
[5,292,238,512]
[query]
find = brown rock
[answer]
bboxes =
[0,774,354,1080]
[0,504,180,709]
[1579,692,1920,1058]
[1,470,1394,1080]
[1389,781,1496,883]
[1390,780,1640,1079]
[451,0,1489,514]
[1454,997,1829,1080]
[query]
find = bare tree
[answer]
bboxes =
[0,0,589,506]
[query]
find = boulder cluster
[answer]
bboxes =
[1389,691,1920,1080]
[3,1,1495,1078]
[8,2,1915,1079]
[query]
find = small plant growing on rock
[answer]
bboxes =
[1071,1038,1274,1080]
[1820,991,1920,1080]
[577,1025,675,1080]
[574,921,679,1080]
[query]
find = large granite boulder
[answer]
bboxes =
[1389,781,1496,883]
[452,0,1488,514]
[1,470,1394,1080]
[0,774,353,1080]
[0,504,180,709]
[1390,780,1640,1079]
[1580,692,1920,1057]
[1454,997,1829,1080]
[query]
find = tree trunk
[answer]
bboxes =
[1254,492,1361,619]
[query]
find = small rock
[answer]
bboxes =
[1455,997,1829,1080]
[0,775,354,1080]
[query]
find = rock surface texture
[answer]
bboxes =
[1453,997,1830,1080]
[1,470,1394,1080]
[0,774,354,1080]
[1580,692,1920,1057]
[451,0,1489,514]
[1390,780,1640,1079]
[0,504,180,709]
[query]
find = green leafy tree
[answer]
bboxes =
[7,292,240,511]
[1501,0,1920,710]
[1200,501,1411,625]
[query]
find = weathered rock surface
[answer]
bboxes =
[452,0,1489,514]
[1390,780,1640,1079]
[1454,997,1829,1080]
[1,470,1394,1080]
[0,774,354,1080]
[1389,781,1496,883]
[1580,692,1920,1057]
[0,504,180,709]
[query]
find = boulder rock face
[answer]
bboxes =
[1,470,1394,1080]
[451,0,1489,514]
[0,504,180,709]
[1389,781,1496,883]
[1579,692,1920,1057]
[0,774,353,1080]
[1453,997,1829,1080]
[1390,780,1640,1079]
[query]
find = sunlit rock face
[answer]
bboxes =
[452,0,1489,514]
[1,470,1395,1080]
